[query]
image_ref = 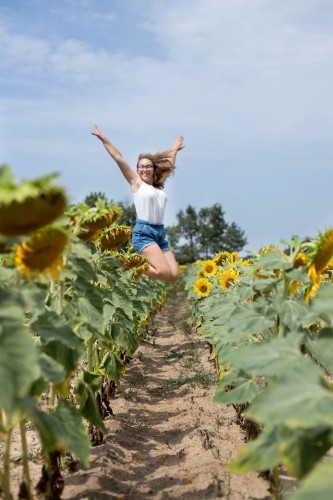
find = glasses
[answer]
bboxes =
[138,165,153,171]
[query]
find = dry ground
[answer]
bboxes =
[5,290,271,499]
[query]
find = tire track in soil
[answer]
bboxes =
[62,289,271,500]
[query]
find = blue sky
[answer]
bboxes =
[1,0,332,253]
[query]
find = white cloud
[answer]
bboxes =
[1,0,332,250]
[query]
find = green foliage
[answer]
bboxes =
[167,203,247,263]
[0,168,173,496]
[183,233,333,496]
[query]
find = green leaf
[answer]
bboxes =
[307,328,333,376]
[99,352,126,385]
[77,296,104,334]
[226,304,274,337]
[55,399,91,466]
[111,285,134,320]
[279,426,333,479]
[75,378,106,432]
[0,324,40,419]
[108,322,138,356]
[32,310,83,350]
[291,459,333,500]
[246,359,333,429]
[214,371,260,404]
[310,285,333,326]
[24,398,90,467]
[254,251,291,271]
[42,340,84,375]
[226,332,303,377]
[227,426,281,473]
[38,353,66,384]
[278,298,311,331]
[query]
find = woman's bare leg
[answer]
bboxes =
[163,250,180,282]
[141,244,179,282]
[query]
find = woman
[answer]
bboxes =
[92,125,185,282]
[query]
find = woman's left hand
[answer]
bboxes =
[173,136,185,151]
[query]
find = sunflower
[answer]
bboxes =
[214,251,231,266]
[310,229,333,274]
[201,259,217,277]
[131,262,150,280]
[219,268,239,292]
[97,225,132,252]
[118,252,148,270]
[194,278,212,297]
[288,280,301,294]
[15,227,69,281]
[306,229,333,301]
[0,166,66,236]
[293,252,309,268]
[259,246,284,255]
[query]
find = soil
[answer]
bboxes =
[5,290,271,499]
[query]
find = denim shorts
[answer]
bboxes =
[132,219,170,254]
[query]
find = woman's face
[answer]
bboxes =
[137,158,154,184]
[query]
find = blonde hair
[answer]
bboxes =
[137,150,175,189]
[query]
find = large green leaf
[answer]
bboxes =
[0,324,40,419]
[75,373,106,432]
[214,371,260,404]
[227,425,281,473]
[291,459,333,500]
[110,285,134,320]
[279,426,333,479]
[25,398,90,467]
[226,332,303,377]
[32,310,83,350]
[277,297,311,331]
[99,351,126,385]
[253,251,291,271]
[108,322,138,356]
[246,359,333,429]
[228,424,333,479]
[224,304,275,336]
[307,328,333,376]
[310,284,333,326]
[38,353,67,384]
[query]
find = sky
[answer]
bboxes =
[1,0,332,253]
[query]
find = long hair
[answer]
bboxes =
[137,150,175,189]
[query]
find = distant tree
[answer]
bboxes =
[167,205,199,263]
[167,203,247,263]
[84,191,107,207]
[222,222,247,252]
[117,201,137,227]
[197,204,228,259]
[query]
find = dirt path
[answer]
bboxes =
[62,290,270,500]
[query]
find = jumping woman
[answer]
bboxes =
[92,125,185,282]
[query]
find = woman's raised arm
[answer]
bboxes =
[92,125,140,189]
[169,136,185,167]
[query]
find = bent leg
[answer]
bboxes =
[163,250,179,282]
[141,244,178,282]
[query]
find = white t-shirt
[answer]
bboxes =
[132,181,167,224]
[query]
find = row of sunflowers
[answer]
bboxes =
[184,231,333,499]
[0,165,172,499]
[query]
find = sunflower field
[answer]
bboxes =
[0,165,172,499]
[184,233,333,498]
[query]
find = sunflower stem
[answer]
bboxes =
[48,383,56,410]
[87,337,94,372]
[2,428,13,500]
[57,280,65,315]
[19,419,33,500]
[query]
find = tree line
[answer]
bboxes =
[84,193,247,264]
